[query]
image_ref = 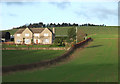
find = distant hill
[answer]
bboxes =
[1,26,118,35]
[2,29,18,35]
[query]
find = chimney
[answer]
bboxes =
[53,27,55,34]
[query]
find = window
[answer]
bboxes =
[44,39,49,43]
[44,33,48,36]
[25,39,30,44]
[17,34,20,36]
[25,33,29,37]
[34,34,39,37]
[17,39,21,43]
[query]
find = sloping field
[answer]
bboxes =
[2,29,18,35]
[2,50,65,67]
[2,26,118,82]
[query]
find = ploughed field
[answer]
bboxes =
[2,26,118,82]
[2,50,65,66]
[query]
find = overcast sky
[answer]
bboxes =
[0,0,118,30]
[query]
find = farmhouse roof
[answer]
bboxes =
[47,28,53,34]
[15,28,25,34]
[15,28,53,34]
[30,28,44,33]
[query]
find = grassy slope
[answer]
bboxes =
[3,26,118,82]
[2,29,18,35]
[78,26,118,35]
[2,26,117,35]
[2,50,65,66]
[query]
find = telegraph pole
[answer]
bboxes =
[76,27,77,44]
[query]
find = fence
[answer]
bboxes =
[2,42,14,45]
[2,47,66,50]
[2,37,93,74]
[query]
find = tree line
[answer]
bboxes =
[13,22,106,29]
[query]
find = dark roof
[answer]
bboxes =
[15,28,53,34]
[47,28,53,34]
[15,28,25,34]
[30,28,44,33]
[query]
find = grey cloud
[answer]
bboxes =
[94,7,117,17]
[0,12,18,17]
[5,2,35,6]
[6,2,24,5]
[94,7,117,20]
[8,13,18,17]
[50,2,71,9]
[75,6,117,21]
[75,11,91,20]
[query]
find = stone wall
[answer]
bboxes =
[2,47,66,50]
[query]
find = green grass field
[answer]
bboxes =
[2,50,65,66]
[2,26,118,82]
[2,28,18,35]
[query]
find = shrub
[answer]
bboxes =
[67,28,76,42]
[54,37,65,46]
[77,29,87,42]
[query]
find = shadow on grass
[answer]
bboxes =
[86,45,103,48]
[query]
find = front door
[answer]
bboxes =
[36,39,38,44]
[25,39,30,44]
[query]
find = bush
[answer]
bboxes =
[54,37,65,46]
[11,38,14,41]
[77,30,87,42]
[67,28,76,42]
